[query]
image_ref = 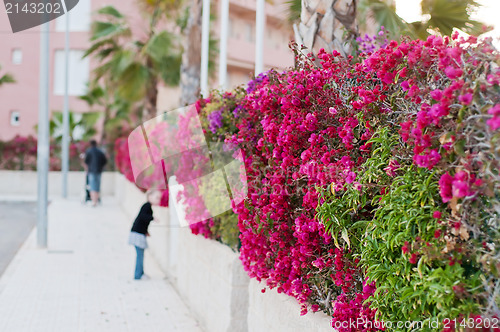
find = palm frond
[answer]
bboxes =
[157,54,182,86]
[83,38,117,58]
[0,66,15,86]
[422,0,486,36]
[116,63,150,102]
[144,30,176,62]
[90,21,130,41]
[284,0,301,23]
[96,5,124,18]
[0,73,15,85]
[360,0,414,38]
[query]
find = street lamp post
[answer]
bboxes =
[37,20,50,248]
[62,5,70,198]
[255,0,265,75]
[218,0,229,90]
[200,0,210,97]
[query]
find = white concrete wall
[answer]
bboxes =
[175,229,249,332]
[248,279,333,332]
[0,170,115,199]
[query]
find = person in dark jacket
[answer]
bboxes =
[84,140,107,206]
[128,190,161,280]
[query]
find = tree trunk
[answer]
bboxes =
[100,106,110,146]
[295,0,359,57]
[143,74,158,121]
[179,0,203,106]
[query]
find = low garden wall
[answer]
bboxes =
[0,170,115,199]
[248,279,333,332]
[114,174,333,332]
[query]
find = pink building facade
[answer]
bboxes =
[0,0,294,140]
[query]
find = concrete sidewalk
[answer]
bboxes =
[0,197,203,332]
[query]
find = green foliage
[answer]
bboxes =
[207,211,240,251]
[317,126,399,250]
[80,83,132,138]
[48,111,99,142]
[358,0,415,39]
[317,127,491,329]
[284,0,301,24]
[0,65,15,86]
[419,0,485,38]
[85,5,182,121]
[288,0,488,40]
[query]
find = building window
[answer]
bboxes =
[56,0,91,32]
[12,48,22,64]
[10,111,20,126]
[53,49,89,96]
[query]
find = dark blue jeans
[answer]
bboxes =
[134,246,144,280]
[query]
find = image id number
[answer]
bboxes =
[5,2,62,14]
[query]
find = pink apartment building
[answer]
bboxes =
[0,0,294,141]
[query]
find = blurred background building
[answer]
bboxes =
[0,0,294,140]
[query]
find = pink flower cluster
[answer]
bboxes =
[487,104,500,131]
[438,170,480,203]
[331,282,380,332]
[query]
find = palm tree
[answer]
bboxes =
[177,1,217,105]
[84,5,181,123]
[294,0,358,57]
[289,0,486,56]
[0,65,15,87]
[358,0,486,39]
[179,0,203,106]
[79,83,131,145]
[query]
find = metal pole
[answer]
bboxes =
[62,6,70,198]
[255,0,265,75]
[218,0,229,89]
[37,20,50,248]
[200,0,210,97]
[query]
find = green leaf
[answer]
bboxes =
[97,5,124,18]
[421,0,486,36]
[90,21,125,41]
[116,63,149,102]
[341,228,350,248]
[332,231,340,249]
[144,30,175,63]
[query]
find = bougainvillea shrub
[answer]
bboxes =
[113,33,499,330]
[226,35,498,329]
[0,135,89,171]
[0,135,38,170]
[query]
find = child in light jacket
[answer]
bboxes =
[128,190,161,280]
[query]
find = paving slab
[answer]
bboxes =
[0,201,37,275]
[0,197,203,332]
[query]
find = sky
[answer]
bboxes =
[395,0,500,45]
